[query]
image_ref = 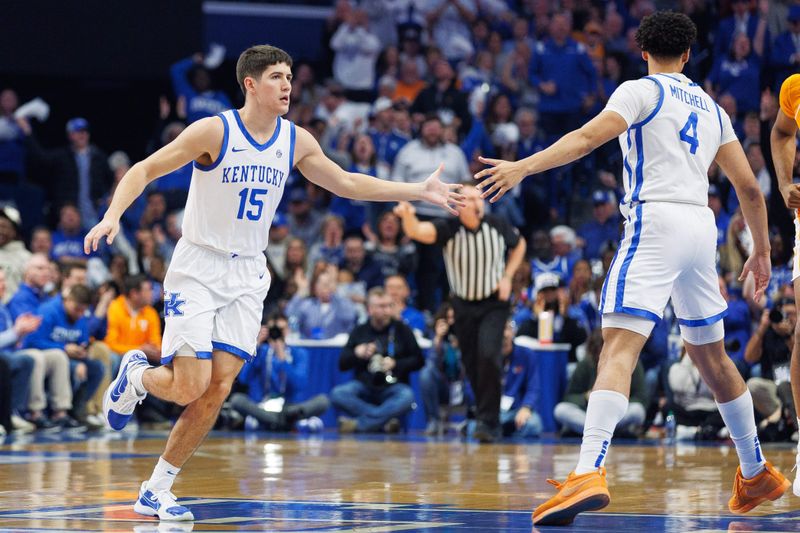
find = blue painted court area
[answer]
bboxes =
[1,498,799,532]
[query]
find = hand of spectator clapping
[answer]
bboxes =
[13,313,41,337]
[355,342,376,359]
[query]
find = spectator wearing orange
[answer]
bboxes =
[105,274,161,376]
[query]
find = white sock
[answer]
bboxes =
[716,391,765,479]
[128,365,149,396]
[146,456,180,492]
[575,390,628,475]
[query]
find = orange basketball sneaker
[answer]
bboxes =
[728,462,790,514]
[532,467,610,526]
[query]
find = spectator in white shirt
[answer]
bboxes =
[330,9,382,101]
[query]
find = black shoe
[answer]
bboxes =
[53,416,87,432]
[28,416,60,432]
[473,421,499,443]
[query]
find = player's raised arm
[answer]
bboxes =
[715,140,771,300]
[293,126,466,215]
[772,84,800,209]
[84,117,224,253]
[473,110,628,202]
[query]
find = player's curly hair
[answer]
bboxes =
[635,11,697,59]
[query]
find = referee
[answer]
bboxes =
[395,184,526,442]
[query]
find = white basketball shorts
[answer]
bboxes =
[600,201,727,331]
[161,238,270,364]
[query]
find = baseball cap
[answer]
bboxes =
[534,272,560,292]
[272,212,288,228]
[372,97,393,115]
[0,205,21,232]
[288,188,309,203]
[592,190,612,205]
[66,117,89,133]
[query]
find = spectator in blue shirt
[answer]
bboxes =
[578,190,621,261]
[528,13,597,141]
[51,204,97,263]
[340,235,385,290]
[368,97,408,171]
[708,185,731,247]
[499,320,542,438]
[706,33,763,114]
[309,215,346,269]
[8,253,50,320]
[285,270,358,339]
[231,312,330,431]
[384,274,426,333]
[0,267,37,432]
[713,0,769,60]
[23,285,104,427]
[770,7,800,91]
[170,51,232,124]
[531,227,579,284]
[720,279,751,365]
[329,135,373,234]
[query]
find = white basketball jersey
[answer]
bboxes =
[182,109,295,256]
[605,73,736,207]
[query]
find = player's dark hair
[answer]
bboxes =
[635,11,697,60]
[236,45,293,96]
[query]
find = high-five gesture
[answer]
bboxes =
[420,163,466,215]
[473,156,527,203]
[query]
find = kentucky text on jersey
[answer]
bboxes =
[669,85,711,113]
[221,165,285,187]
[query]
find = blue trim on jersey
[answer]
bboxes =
[233,109,282,152]
[613,306,661,322]
[161,350,213,365]
[623,130,633,202]
[631,128,646,202]
[194,114,229,172]
[655,73,699,87]
[614,203,643,315]
[714,104,724,142]
[631,77,664,128]
[678,309,728,327]
[289,121,296,169]
[599,245,621,312]
[212,341,254,362]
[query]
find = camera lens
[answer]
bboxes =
[769,308,784,324]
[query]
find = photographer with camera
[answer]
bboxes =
[230,312,330,432]
[331,287,424,433]
[744,297,797,441]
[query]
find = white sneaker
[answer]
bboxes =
[133,481,194,521]
[11,414,35,434]
[794,452,800,497]
[103,350,150,430]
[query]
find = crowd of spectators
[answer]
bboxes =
[0,0,799,441]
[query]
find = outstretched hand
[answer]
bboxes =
[739,252,771,302]
[420,163,466,216]
[84,217,120,254]
[473,156,527,203]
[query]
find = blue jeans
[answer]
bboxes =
[500,408,543,438]
[70,358,105,415]
[0,351,34,413]
[419,363,449,423]
[330,380,414,432]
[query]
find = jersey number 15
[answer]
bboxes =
[679,112,700,155]
[237,188,268,221]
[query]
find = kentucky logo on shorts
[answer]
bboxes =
[163,291,187,317]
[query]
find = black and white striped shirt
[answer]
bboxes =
[433,215,521,301]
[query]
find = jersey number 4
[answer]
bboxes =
[679,112,700,155]
[237,188,268,221]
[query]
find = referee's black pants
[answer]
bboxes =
[451,296,510,429]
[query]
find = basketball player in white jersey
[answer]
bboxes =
[84,45,465,521]
[772,73,800,495]
[475,11,789,526]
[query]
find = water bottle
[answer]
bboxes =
[664,411,676,444]
[538,311,554,344]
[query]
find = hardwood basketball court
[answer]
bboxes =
[0,431,798,531]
